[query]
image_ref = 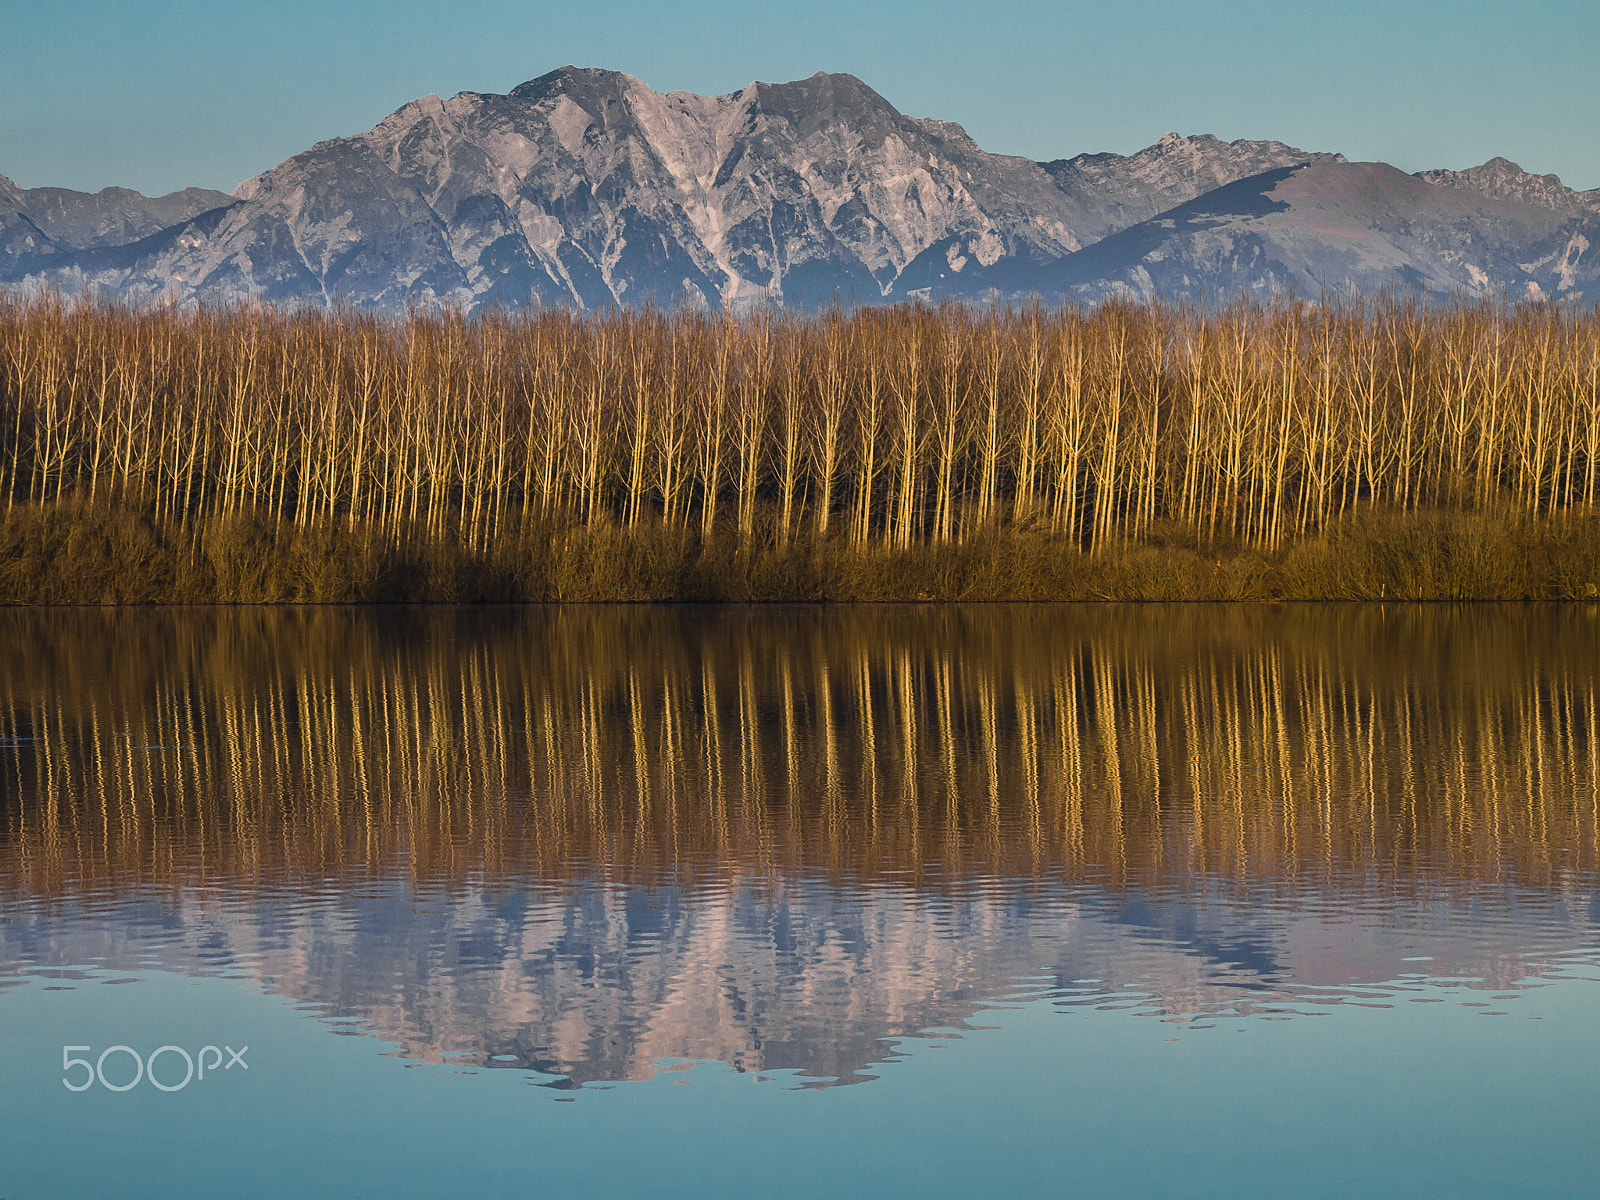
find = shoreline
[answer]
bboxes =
[5,499,1597,604]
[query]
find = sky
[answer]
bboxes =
[3,0,1598,197]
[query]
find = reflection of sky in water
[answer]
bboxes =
[2,954,1597,1199]
[1,605,1597,1196]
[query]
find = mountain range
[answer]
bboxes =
[3,67,1597,309]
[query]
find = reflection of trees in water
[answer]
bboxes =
[2,605,1595,890]
[0,605,1597,1082]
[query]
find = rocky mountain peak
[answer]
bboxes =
[1416,156,1600,216]
[508,66,639,111]
[13,68,1092,311]
[1036,131,1341,241]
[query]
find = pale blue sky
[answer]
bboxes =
[3,0,1596,196]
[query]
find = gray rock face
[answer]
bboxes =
[12,69,1091,310]
[0,173,231,277]
[1416,156,1600,218]
[1039,132,1344,240]
[3,71,1596,307]
[0,177,56,277]
[15,183,233,250]
[1042,161,1597,304]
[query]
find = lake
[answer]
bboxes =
[1,604,1596,1198]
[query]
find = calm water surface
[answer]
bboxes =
[1,605,1597,1198]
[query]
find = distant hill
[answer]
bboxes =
[1040,161,1598,304]
[0,173,231,277]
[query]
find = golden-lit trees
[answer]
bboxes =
[1,290,1598,566]
[808,310,850,539]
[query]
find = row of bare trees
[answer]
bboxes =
[2,292,1598,551]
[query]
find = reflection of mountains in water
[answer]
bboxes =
[5,876,1596,1086]
[1,605,1597,1083]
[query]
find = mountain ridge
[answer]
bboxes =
[0,173,232,278]
[1042,161,1597,304]
[1415,156,1600,217]
[4,68,1595,308]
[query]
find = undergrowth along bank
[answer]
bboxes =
[3,498,1597,603]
